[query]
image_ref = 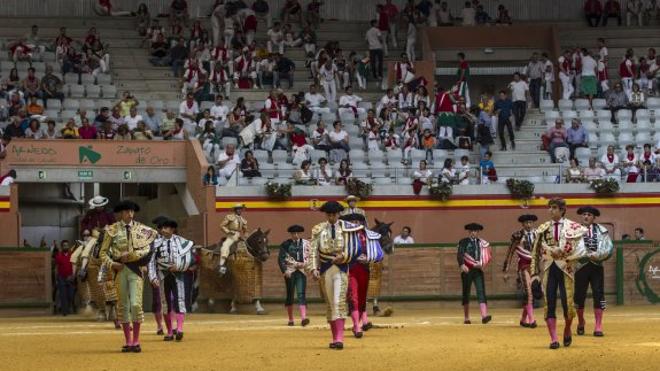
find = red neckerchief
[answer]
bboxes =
[644,152,651,160]
[607,154,614,162]
[627,153,635,161]
[367,117,376,129]
[316,128,324,134]
[186,100,194,109]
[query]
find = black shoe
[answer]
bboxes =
[131,344,142,353]
[334,342,344,350]
[577,326,585,336]
[353,330,363,338]
[156,329,164,335]
[482,315,492,324]
[563,336,572,347]
[362,322,373,332]
[529,321,538,329]
[520,321,529,328]
[301,318,310,327]
[288,321,294,326]
[173,329,178,336]
[593,331,604,337]
[549,342,560,349]
[329,342,337,349]
[121,345,131,353]
[373,306,381,316]
[175,332,184,341]
[163,335,174,341]
[464,320,471,325]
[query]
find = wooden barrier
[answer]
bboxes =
[0,248,51,308]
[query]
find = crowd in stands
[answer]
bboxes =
[584,0,660,27]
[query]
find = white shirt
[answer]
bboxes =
[328,130,348,143]
[210,104,229,122]
[398,92,413,109]
[393,235,415,244]
[216,151,241,172]
[312,129,329,146]
[0,176,15,186]
[124,114,143,131]
[365,27,383,50]
[581,55,598,77]
[600,153,619,171]
[305,92,326,107]
[319,64,337,82]
[339,94,362,108]
[599,46,609,61]
[461,8,475,26]
[267,28,283,43]
[509,80,529,102]
[407,23,416,41]
[179,101,199,117]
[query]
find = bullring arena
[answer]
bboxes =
[2,0,660,370]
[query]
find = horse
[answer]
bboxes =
[369,219,394,316]
[200,228,271,314]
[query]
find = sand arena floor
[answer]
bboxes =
[2,303,660,370]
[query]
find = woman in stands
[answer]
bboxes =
[565,158,585,183]
[335,159,352,185]
[94,0,133,17]
[136,3,151,36]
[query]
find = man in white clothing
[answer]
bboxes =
[338,86,365,118]
[393,226,415,245]
[319,59,338,102]
[216,143,241,179]
[179,93,199,128]
[267,22,285,55]
[124,107,143,131]
[365,20,384,80]
[304,84,330,115]
[210,95,229,128]
[558,50,574,100]
[509,73,529,130]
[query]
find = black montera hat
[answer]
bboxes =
[113,200,140,213]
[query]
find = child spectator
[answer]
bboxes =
[479,151,497,184]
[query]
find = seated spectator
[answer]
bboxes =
[240,150,262,178]
[600,145,621,180]
[149,33,170,64]
[584,157,606,180]
[646,157,660,182]
[584,0,603,26]
[124,107,143,131]
[267,22,285,55]
[79,118,97,140]
[143,107,162,135]
[629,83,645,121]
[94,0,132,16]
[496,4,512,24]
[339,86,365,118]
[622,144,640,182]
[335,159,352,185]
[169,0,191,26]
[328,121,350,152]
[566,119,588,160]
[626,0,644,26]
[22,68,41,99]
[602,0,622,26]
[311,120,331,151]
[436,1,453,26]
[412,159,433,195]
[294,160,315,185]
[547,119,569,163]
[313,157,334,186]
[475,5,490,25]
[461,1,476,26]
[565,158,585,183]
[24,119,42,139]
[273,53,295,89]
[61,118,80,139]
[606,82,628,122]
[0,169,17,186]
[639,143,656,168]
[97,120,117,140]
[439,158,457,184]
[480,151,497,184]
[115,124,133,140]
[282,23,301,49]
[192,73,214,103]
[256,54,275,89]
[290,127,314,164]
[41,65,64,106]
[5,68,21,92]
[179,93,200,129]
[132,121,154,140]
[26,96,44,116]
[203,165,219,186]
[216,143,241,179]
[108,106,126,128]
[304,84,330,115]
[393,226,415,244]
[281,0,304,25]
[456,155,471,185]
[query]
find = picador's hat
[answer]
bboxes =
[577,206,600,217]
[340,213,366,223]
[88,195,109,209]
[464,223,484,231]
[319,201,344,214]
[232,203,246,209]
[518,214,538,223]
[345,195,360,202]
[113,200,140,213]
[287,225,305,233]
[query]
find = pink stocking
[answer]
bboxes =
[594,308,604,332]
[564,317,573,338]
[164,311,173,336]
[336,318,345,342]
[520,305,528,323]
[329,320,337,342]
[131,322,141,346]
[299,305,307,320]
[286,305,294,321]
[176,313,184,333]
[361,311,369,325]
[577,308,585,327]
[479,303,488,318]
[526,304,535,323]
[350,310,360,332]
[121,323,132,346]
[546,318,558,343]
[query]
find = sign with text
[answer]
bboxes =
[4,140,187,168]
[78,170,94,179]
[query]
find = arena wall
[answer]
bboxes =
[0,248,51,308]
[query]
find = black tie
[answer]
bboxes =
[167,240,171,255]
[125,225,132,252]
[331,224,336,239]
